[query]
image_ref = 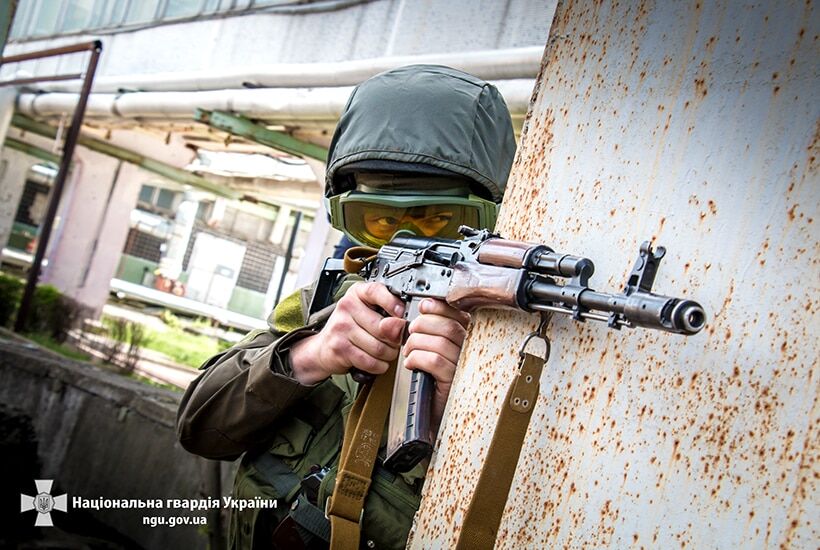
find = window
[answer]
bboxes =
[123,228,163,262]
[164,0,204,19]
[236,241,278,293]
[138,184,156,205]
[14,179,51,227]
[59,0,95,32]
[137,184,180,213]
[195,200,213,223]
[253,0,304,6]
[28,0,62,37]
[87,0,127,28]
[8,0,324,40]
[156,188,176,210]
[123,0,161,26]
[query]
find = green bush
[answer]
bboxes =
[0,274,24,328]
[0,277,88,342]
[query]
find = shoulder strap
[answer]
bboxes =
[327,357,397,550]
[455,352,545,549]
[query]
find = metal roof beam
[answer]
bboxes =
[194,109,328,162]
[3,136,61,164]
[11,113,239,199]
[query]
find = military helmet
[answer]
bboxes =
[325,64,516,246]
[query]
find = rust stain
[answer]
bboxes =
[694,77,708,98]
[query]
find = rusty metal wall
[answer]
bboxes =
[410,1,818,548]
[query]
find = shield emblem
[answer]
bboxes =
[36,495,51,513]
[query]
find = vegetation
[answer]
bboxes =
[0,271,228,380]
[102,312,231,369]
[144,328,227,368]
[24,332,91,362]
[0,274,24,328]
[0,273,88,342]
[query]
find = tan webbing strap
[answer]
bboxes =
[327,357,397,550]
[343,246,379,274]
[455,353,545,550]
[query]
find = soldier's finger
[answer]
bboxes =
[377,316,406,344]
[342,294,400,341]
[354,282,405,318]
[347,323,401,362]
[408,314,468,347]
[417,298,471,328]
[346,341,391,375]
[403,349,457,386]
[403,332,461,365]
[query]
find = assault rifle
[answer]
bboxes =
[311,226,706,473]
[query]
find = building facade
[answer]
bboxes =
[0,0,554,323]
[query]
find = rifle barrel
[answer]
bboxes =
[527,278,705,334]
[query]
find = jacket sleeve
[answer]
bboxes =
[176,280,327,460]
[175,325,319,460]
[176,275,362,461]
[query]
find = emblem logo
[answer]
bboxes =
[21,480,67,526]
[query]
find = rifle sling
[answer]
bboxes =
[455,353,544,550]
[327,357,397,550]
[343,246,378,274]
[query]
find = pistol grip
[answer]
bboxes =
[349,303,405,384]
[350,368,374,384]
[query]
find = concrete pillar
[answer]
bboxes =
[157,190,198,280]
[295,207,339,289]
[40,149,143,315]
[0,148,36,250]
[0,87,14,145]
[270,204,292,245]
[295,158,336,288]
[410,1,818,548]
[74,162,145,310]
[0,88,24,250]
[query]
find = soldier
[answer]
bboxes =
[177,64,516,549]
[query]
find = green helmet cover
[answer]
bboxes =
[325,65,516,203]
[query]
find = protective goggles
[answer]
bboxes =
[326,191,498,248]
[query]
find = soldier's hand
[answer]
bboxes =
[290,282,406,385]
[402,298,471,434]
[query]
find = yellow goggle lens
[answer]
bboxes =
[343,202,479,247]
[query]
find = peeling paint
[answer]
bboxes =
[409,0,819,548]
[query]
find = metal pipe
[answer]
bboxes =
[0,40,100,64]
[10,113,239,199]
[32,46,544,93]
[14,40,102,333]
[3,136,61,164]
[0,73,83,87]
[14,79,535,123]
[274,210,303,305]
